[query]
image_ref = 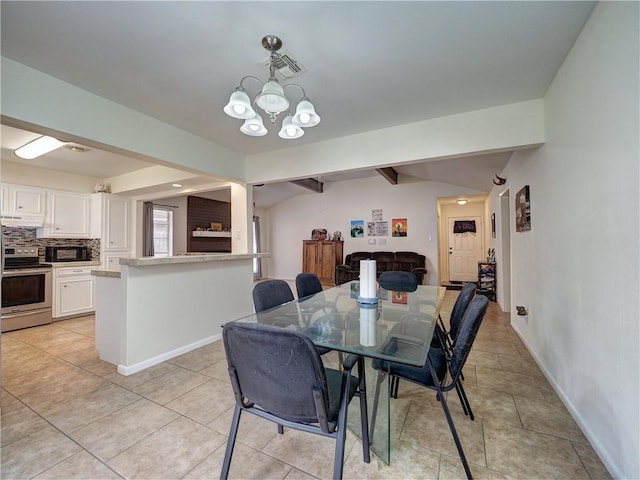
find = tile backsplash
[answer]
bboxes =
[2,227,101,261]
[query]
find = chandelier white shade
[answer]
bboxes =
[278,114,304,139]
[240,113,268,136]
[223,89,255,119]
[224,35,320,139]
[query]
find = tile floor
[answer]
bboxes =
[1,290,611,479]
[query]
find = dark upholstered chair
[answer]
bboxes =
[295,272,324,300]
[434,282,477,352]
[252,279,294,313]
[378,271,418,292]
[221,322,370,480]
[370,296,489,479]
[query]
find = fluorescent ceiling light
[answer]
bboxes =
[457,199,468,205]
[15,136,67,159]
[172,184,183,187]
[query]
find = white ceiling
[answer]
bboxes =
[0,1,595,207]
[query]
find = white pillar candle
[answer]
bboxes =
[358,259,378,303]
[359,305,377,346]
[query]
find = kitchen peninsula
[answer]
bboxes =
[92,252,269,375]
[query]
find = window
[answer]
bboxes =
[153,208,173,257]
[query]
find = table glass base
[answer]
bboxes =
[346,357,390,465]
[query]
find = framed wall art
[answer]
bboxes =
[515,185,531,232]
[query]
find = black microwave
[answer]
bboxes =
[45,246,90,262]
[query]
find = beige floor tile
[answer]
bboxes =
[55,315,96,337]
[33,450,122,479]
[472,339,521,356]
[438,453,510,479]
[60,346,117,376]
[400,401,486,467]
[476,366,546,400]
[208,406,280,450]
[41,382,141,433]
[283,467,319,480]
[262,426,356,478]
[1,404,50,446]
[165,378,235,424]
[1,388,26,414]
[484,420,589,478]
[466,350,502,370]
[1,346,66,381]
[447,385,522,428]
[4,362,86,397]
[101,362,177,389]
[199,358,232,383]
[70,398,179,461]
[107,416,226,479]
[513,395,588,444]
[18,371,109,413]
[347,438,440,480]
[498,353,544,377]
[167,342,228,372]
[131,366,210,404]
[1,425,82,479]
[184,440,292,480]
[572,442,612,479]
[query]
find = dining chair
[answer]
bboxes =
[253,278,333,356]
[221,322,370,480]
[434,282,477,353]
[370,295,489,480]
[378,271,418,292]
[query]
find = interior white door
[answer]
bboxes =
[448,216,483,282]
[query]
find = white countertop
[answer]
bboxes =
[49,261,101,268]
[119,252,269,267]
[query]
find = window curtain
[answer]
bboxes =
[142,201,155,257]
[253,215,262,279]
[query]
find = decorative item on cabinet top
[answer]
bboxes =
[311,228,327,240]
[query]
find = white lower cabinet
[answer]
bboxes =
[54,267,95,318]
[104,252,131,271]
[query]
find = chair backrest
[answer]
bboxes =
[378,271,418,292]
[449,295,489,379]
[295,273,323,300]
[252,280,294,313]
[223,322,330,425]
[449,282,477,340]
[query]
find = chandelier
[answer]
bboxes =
[224,35,320,139]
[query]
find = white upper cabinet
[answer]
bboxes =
[1,183,46,216]
[91,193,131,251]
[37,190,91,238]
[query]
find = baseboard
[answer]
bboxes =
[510,324,617,479]
[116,333,223,376]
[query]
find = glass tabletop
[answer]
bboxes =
[232,281,446,367]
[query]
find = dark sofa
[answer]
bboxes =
[335,251,427,285]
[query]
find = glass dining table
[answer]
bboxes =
[229,280,446,464]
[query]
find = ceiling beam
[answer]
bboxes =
[290,178,324,193]
[375,167,398,185]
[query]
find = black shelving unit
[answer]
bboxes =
[477,262,496,301]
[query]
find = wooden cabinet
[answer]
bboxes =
[302,240,344,285]
[1,183,46,216]
[53,266,95,318]
[38,190,90,238]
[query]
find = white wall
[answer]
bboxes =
[1,160,98,193]
[487,3,639,478]
[265,175,481,285]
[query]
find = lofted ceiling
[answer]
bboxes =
[0,1,596,207]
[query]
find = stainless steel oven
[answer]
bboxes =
[2,247,53,332]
